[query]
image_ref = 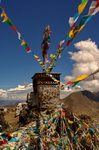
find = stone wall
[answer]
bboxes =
[26,85,60,111]
[26,72,61,112]
[37,85,60,111]
[27,92,38,108]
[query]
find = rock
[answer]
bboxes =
[19,107,39,126]
[0,112,9,131]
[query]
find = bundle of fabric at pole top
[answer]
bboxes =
[0,105,99,150]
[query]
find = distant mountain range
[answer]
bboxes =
[60,90,99,120]
[0,100,26,107]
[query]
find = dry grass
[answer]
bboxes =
[3,108,19,132]
[4,111,19,125]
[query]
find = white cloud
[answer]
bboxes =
[68,39,99,76]
[62,39,99,99]
[0,83,33,100]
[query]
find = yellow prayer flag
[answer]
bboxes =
[39,62,42,64]
[21,39,26,45]
[0,10,6,17]
[50,54,56,58]
[68,30,74,38]
[68,119,74,124]
[74,75,88,81]
[78,2,88,14]
[34,55,38,59]
[45,25,50,30]
[2,15,9,22]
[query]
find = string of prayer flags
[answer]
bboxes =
[65,68,99,89]
[78,0,99,27]
[66,75,89,88]
[52,71,89,90]
[68,1,99,46]
[46,64,55,72]
[68,0,99,40]
[46,73,60,84]
[73,68,99,85]
[33,53,45,68]
[60,75,89,90]
[41,25,52,68]
[0,8,17,33]
[47,0,99,73]
[21,39,32,53]
[71,75,88,87]
[69,0,89,28]
[46,0,90,72]
[0,7,32,53]
[0,7,46,69]
[46,47,64,72]
[68,0,89,41]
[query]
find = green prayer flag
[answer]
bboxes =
[5,19,13,26]
[82,0,89,4]
[72,80,80,87]
[24,43,28,48]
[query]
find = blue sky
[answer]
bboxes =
[0,0,99,100]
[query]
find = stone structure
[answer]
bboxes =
[27,72,61,111]
[17,72,61,125]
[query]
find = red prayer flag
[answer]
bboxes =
[66,40,71,47]
[11,26,17,33]
[48,31,52,34]
[66,81,74,85]
[96,0,99,8]
[25,47,31,52]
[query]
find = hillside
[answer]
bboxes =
[61,90,99,120]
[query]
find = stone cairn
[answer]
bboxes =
[19,72,61,125]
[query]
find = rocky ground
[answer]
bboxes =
[0,108,19,132]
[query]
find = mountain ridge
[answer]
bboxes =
[61,90,99,120]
